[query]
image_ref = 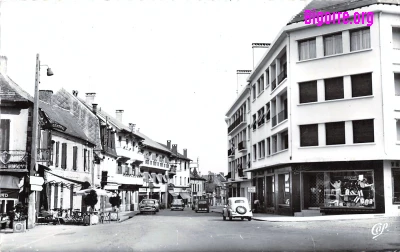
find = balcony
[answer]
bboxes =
[238,141,246,152]
[277,68,287,84]
[228,149,235,158]
[228,115,246,135]
[257,117,265,127]
[140,159,170,173]
[116,147,144,163]
[271,78,277,91]
[0,150,28,170]
[225,172,231,179]
[271,108,287,127]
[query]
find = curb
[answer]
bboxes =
[119,212,140,223]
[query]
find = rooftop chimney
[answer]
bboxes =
[72,90,79,97]
[85,93,96,106]
[236,70,251,95]
[39,90,53,104]
[252,43,271,69]
[116,110,124,123]
[92,103,98,114]
[0,56,7,75]
[172,144,178,155]
[167,140,171,150]
[129,123,136,132]
[183,149,187,158]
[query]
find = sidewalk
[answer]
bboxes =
[209,205,399,222]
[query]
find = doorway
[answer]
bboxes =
[303,172,324,209]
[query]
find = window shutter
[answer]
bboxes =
[73,146,78,170]
[54,184,58,209]
[0,119,11,151]
[84,149,87,171]
[55,142,60,167]
[61,143,67,169]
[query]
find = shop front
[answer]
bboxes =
[0,175,24,214]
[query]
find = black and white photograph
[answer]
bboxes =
[0,0,400,251]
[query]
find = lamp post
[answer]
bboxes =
[28,53,53,229]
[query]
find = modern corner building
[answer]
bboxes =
[226,0,400,216]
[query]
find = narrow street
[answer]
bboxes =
[1,209,399,252]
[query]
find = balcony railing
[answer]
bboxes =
[277,68,287,84]
[277,108,288,124]
[228,149,234,157]
[238,141,246,151]
[0,150,28,170]
[257,117,265,127]
[228,115,245,133]
[271,78,277,91]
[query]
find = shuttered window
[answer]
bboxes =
[55,142,60,167]
[299,81,318,103]
[351,73,372,97]
[325,77,344,101]
[300,124,319,147]
[0,119,10,151]
[61,143,67,169]
[54,184,58,209]
[73,146,78,170]
[84,149,87,171]
[353,119,374,143]
[326,122,345,145]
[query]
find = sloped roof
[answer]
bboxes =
[39,100,95,145]
[76,97,144,140]
[288,0,399,25]
[157,142,191,161]
[190,167,206,180]
[135,132,174,155]
[0,73,33,103]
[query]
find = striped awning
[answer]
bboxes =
[180,192,191,200]
[151,173,157,183]
[156,174,163,184]
[162,175,168,183]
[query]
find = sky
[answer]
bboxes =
[1,0,307,175]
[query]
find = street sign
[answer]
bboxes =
[31,185,43,191]
[248,186,256,193]
[30,176,44,186]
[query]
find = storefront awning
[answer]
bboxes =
[104,184,120,190]
[151,173,157,183]
[156,174,163,184]
[45,170,90,187]
[168,190,179,197]
[180,192,191,199]
[0,175,20,189]
[162,175,168,183]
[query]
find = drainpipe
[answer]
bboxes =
[378,12,387,157]
[287,32,293,162]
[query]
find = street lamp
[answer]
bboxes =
[28,53,53,229]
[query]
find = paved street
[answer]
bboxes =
[1,208,400,252]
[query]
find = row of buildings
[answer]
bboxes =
[225,0,400,217]
[0,53,225,228]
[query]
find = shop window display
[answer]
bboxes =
[393,169,400,204]
[278,173,290,207]
[324,171,375,208]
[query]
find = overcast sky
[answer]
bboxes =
[1,0,306,175]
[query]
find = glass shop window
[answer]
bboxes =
[324,171,375,208]
[393,169,400,204]
[278,173,290,206]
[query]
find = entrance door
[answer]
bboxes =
[303,172,324,209]
[266,176,274,208]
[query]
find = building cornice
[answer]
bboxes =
[225,84,250,117]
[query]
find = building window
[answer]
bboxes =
[281,131,288,150]
[252,114,257,130]
[299,38,316,61]
[258,140,265,159]
[326,122,345,145]
[258,75,264,94]
[351,73,372,97]
[266,137,271,156]
[393,169,400,204]
[272,135,277,153]
[397,120,400,142]
[252,144,257,161]
[84,149,87,171]
[0,119,10,150]
[61,143,67,169]
[55,142,60,167]
[252,85,256,100]
[353,119,374,143]
[324,33,343,56]
[278,173,290,206]
[324,170,375,208]
[350,28,371,52]
[395,73,400,96]
[299,81,317,103]
[257,107,265,127]
[325,77,344,100]
[300,124,318,147]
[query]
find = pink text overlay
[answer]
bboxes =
[304,10,374,27]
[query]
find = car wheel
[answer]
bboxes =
[248,217,251,221]
[195,210,198,213]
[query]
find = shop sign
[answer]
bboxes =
[31,185,43,191]
[30,176,44,186]
[343,176,357,180]
[248,186,256,193]
[0,190,19,198]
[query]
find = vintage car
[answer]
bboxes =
[222,197,252,221]
[195,200,209,213]
[171,199,184,211]
[139,199,157,214]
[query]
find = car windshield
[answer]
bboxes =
[198,201,207,204]
[234,200,246,203]
[142,200,155,204]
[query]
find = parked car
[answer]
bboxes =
[195,200,209,213]
[154,200,160,212]
[222,197,252,221]
[171,199,184,211]
[139,199,157,214]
